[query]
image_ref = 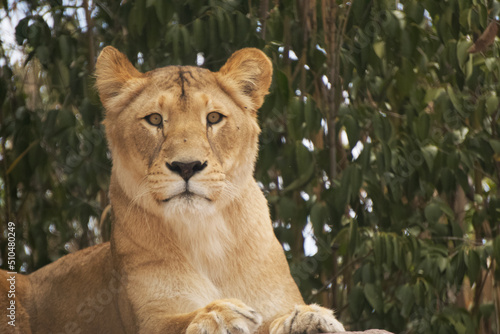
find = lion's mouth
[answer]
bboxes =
[162,191,212,203]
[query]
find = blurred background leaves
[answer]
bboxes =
[1,0,500,332]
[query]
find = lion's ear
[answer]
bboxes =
[95,46,144,109]
[218,48,273,111]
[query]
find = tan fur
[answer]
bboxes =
[0,47,345,334]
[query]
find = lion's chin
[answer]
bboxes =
[162,191,212,203]
[159,192,217,217]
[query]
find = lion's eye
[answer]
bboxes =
[145,113,163,126]
[207,112,224,125]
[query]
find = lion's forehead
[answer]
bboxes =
[148,66,216,92]
[128,66,234,118]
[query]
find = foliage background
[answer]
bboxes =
[1,0,500,332]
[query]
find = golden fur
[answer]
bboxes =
[0,47,344,333]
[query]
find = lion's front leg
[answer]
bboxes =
[269,304,345,334]
[136,298,262,334]
[186,299,262,334]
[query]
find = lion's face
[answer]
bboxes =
[95,48,272,218]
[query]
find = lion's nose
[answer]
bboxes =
[166,161,207,181]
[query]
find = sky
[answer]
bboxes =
[0,0,90,66]
[0,1,28,65]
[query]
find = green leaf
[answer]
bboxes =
[421,145,438,170]
[485,57,497,71]
[310,202,328,235]
[224,11,234,43]
[396,284,415,318]
[57,108,76,129]
[56,59,70,88]
[146,13,160,50]
[413,280,425,305]
[382,143,392,170]
[480,303,495,318]
[283,163,314,193]
[192,18,207,50]
[485,94,499,115]
[424,87,446,104]
[276,70,290,102]
[58,35,72,65]
[415,113,430,141]
[437,256,448,273]
[344,114,360,148]
[373,114,392,142]
[467,249,480,282]
[15,16,30,45]
[216,7,228,41]
[395,59,417,97]
[287,97,303,141]
[208,14,218,58]
[348,285,366,320]
[153,0,173,24]
[455,250,467,285]
[170,24,180,60]
[358,142,371,170]
[235,11,249,43]
[36,46,50,65]
[374,234,383,269]
[129,0,147,35]
[295,142,312,175]
[349,166,363,202]
[456,168,472,195]
[384,234,394,267]
[373,41,385,59]
[349,218,358,253]
[180,26,190,57]
[479,4,488,28]
[361,262,375,284]
[304,98,321,135]
[424,202,442,223]
[278,197,295,221]
[364,283,383,313]
[494,236,500,267]
[0,77,7,105]
[437,200,455,218]
[456,39,472,69]
[489,139,500,154]
[446,85,464,115]
[406,1,424,23]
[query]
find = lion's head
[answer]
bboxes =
[95,47,272,219]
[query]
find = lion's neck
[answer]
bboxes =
[108,177,261,277]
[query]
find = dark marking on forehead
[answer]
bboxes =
[176,68,198,98]
[148,66,215,108]
[178,70,187,98]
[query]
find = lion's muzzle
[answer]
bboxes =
[166,160,208,181]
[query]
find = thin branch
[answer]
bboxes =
[258,0,269,40]
[6,140,40,175]
[83,0,96,73]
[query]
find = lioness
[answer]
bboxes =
[0,47,345,334]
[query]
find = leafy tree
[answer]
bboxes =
[1,0,499,332]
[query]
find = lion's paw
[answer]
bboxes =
[270,304,345,334]
[186,299,262,334]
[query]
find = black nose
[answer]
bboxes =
[166,161,207,181]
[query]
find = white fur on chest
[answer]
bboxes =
[166,210,234,280]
